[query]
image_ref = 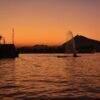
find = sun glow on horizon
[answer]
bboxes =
[0,0,100,47]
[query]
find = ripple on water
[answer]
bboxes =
[0,54,100,99]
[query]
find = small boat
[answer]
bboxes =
[57,31,81,58]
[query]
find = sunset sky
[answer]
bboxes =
[0,0,100,47]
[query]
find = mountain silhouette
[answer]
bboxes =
[18,35,100,53]
[62,35,100,53]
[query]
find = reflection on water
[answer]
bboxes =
[0,54,100,99]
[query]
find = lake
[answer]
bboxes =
[0,54,100,100]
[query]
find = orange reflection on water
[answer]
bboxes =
[0,54,100,99]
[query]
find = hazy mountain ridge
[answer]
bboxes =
[18,35,100,53]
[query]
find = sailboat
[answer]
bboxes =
[57,31,78,58]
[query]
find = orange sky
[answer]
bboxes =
[0,0,100,47]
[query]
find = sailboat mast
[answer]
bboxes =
[71,33,77,57]
[12,28,14,44]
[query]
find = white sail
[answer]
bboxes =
[66,31,77,57]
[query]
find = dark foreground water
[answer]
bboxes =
[0,54,100,100]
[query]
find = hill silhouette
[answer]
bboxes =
[62,35,100,53]
[18,35,100,53]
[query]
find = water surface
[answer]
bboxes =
[0,54,100,100]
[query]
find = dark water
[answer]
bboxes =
[0,54,100,100]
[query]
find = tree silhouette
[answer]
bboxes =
[0,35,5,44]
[0,35,2,44]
